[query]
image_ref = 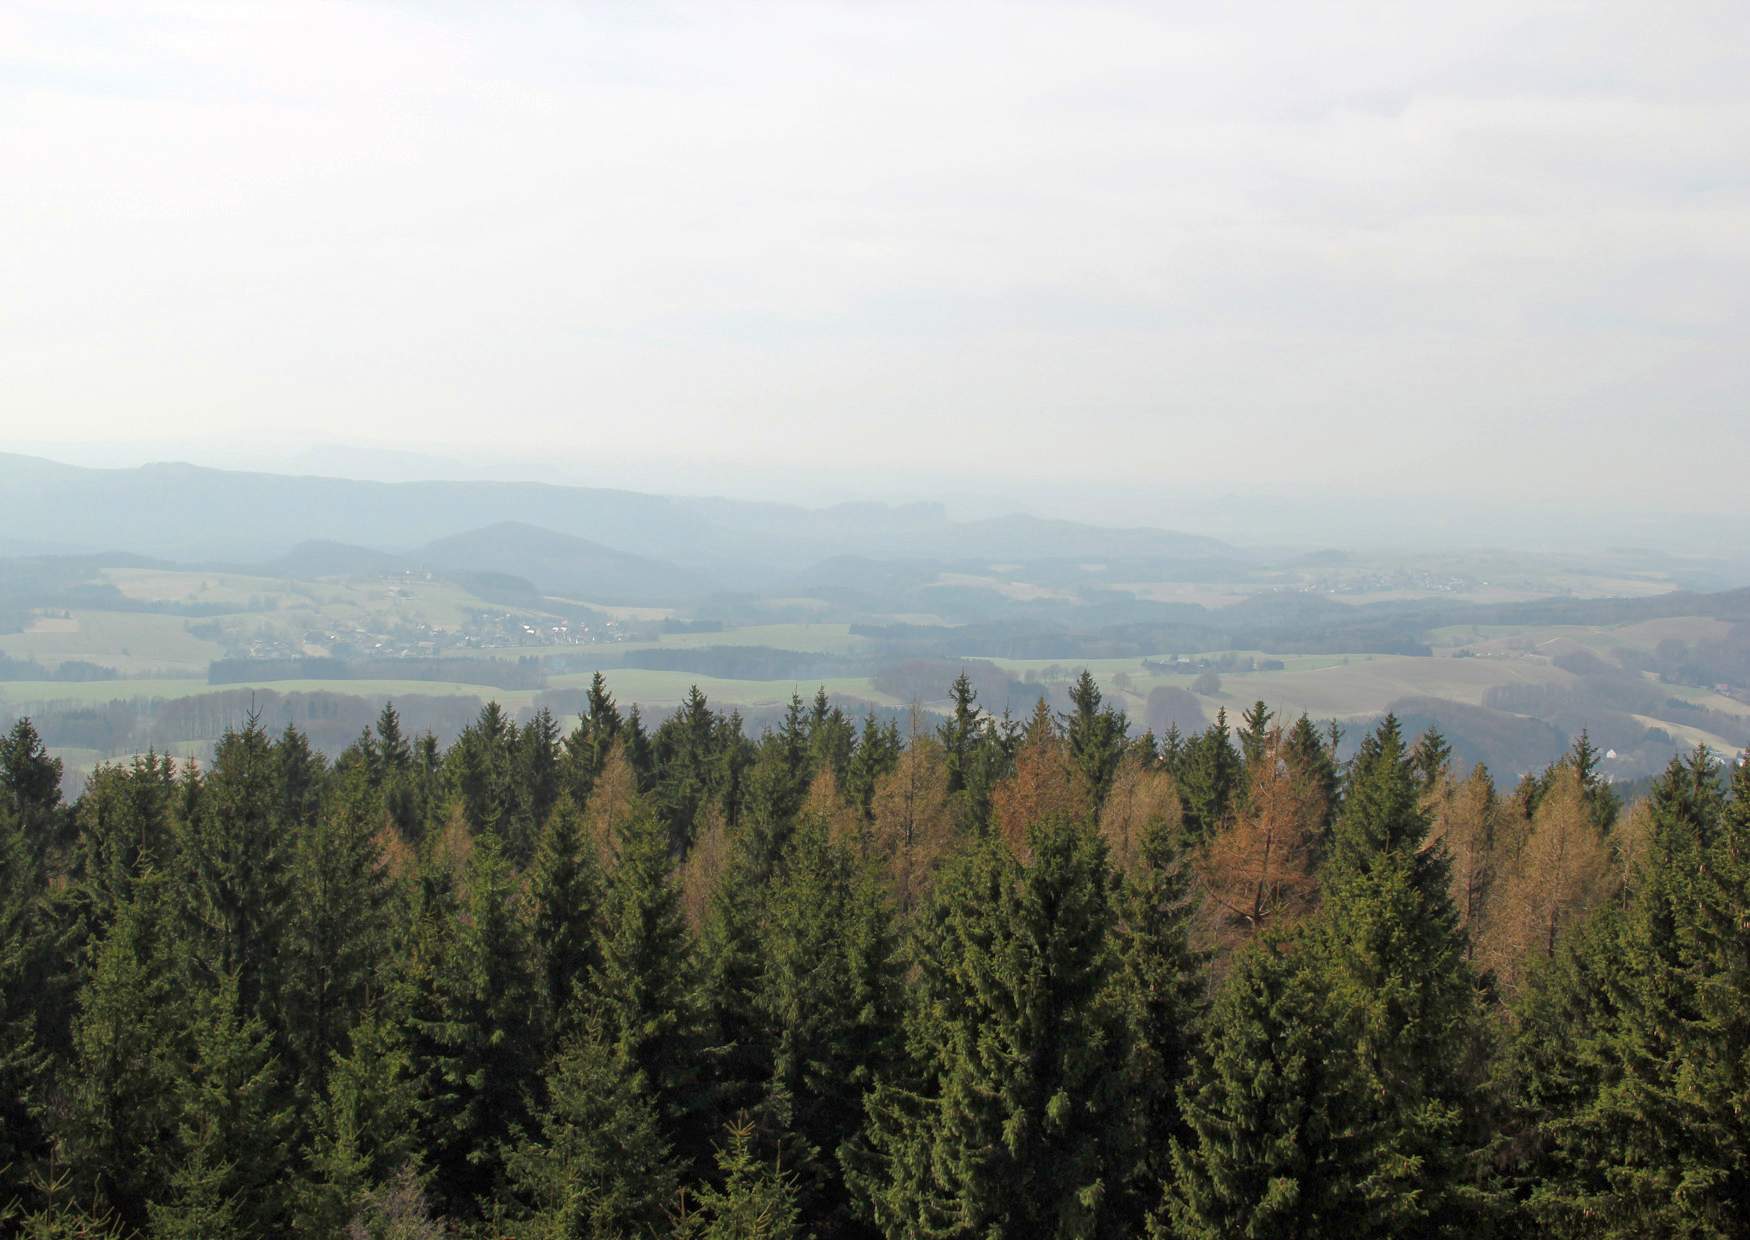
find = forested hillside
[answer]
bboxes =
[1,671,1746,1237]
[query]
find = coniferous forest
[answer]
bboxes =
[1,669,1747,1238]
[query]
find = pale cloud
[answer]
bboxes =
[2,0,1747,518]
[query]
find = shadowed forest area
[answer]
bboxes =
[1,669,1745,1237]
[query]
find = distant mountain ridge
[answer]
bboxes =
[0,453,1237,586]
[417,521,707,605]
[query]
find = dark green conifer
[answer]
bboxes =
[1284,713,1341,835]
[589,800,711,1170]
[1177,711,1238,842]
[296,1008,428,1237]
[1237,699,1274,777]
[1524,747,1742,1234]
[757,809,903,1230]
[505,1018,678,1240]
[447,702,518,837]
[1109,804,1203,1227]
[1066,670,1129,811]
[696,832,770,1144]
[0,774,52,1204]
[0,717,65,863]
[69,752,178,932]
[274,723,327,832]
[178,716,292,1025]
[528,796,604,1044]
[860,818,1130,1237]
[149,972,293,1239]
[1317,715,1496,1233]
[676,1116,804,1240]
[281,759,393,1092]
[56,876,184,1230]
[1167,930,1384,1239]
[411,831,542,1213]
[1410,725,1453,793]
[807,686,856,787]
[847,711,901,821]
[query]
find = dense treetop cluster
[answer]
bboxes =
[0,669,1746,1238]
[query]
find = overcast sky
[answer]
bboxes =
[4,1,1748,531]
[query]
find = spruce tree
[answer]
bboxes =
[740,728,807,879]
[1284,713,1341,836]
[1499,898,1627,1233]
[1167,929,1385,1239]
[757,810,904,1231]
[274,723,327,833]
[281,759,393,1093]
[1316,715,1496,1233]
[178,717,293,1025]
[1065,670,1128,811]
[589,800,711,1171]
[1410,725,1453,794]
[696,828,771,1139]
[1177,711,1239,842]
[448,702,518,838]
[847,711,902,823]
[807,686,857,789]
[1108,804,1203,1228]
[505,1019,678,1240]
[0,784,51,1205]
[149,972,293,1239]
[296,1008,427,1237]
[1236,699,1274,780]
[411,830,542,1214]
[676,1116,804,1240]
[1566,729,1621,833]
[69,752,178,934]
[562,672,624,810]
[528,796,604,1044]
[938,673,983,798]
[0,717,65,864]
[56,875,185,1231]
[860,818,1131,1238]
[372,702,422,843]
[1525,747,1744,1235]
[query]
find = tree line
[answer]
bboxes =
[0,669,1746,1237]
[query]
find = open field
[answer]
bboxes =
[1428,616,1734,657]
[983,651,1362,678]
[0,668,898,719]
[7,558,1746,789]
[1163,655,1569,718]
[1010,652,1580,730]
[549,669,897,711]
[0,611,225,676]
[0,677,539,710]
[461,622,881,661]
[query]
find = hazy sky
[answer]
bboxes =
[5,1,1749,524]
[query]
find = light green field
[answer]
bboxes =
[1073,652,1578,727]
[1203,657,1566,718]
[2,670,899,720]
[0,571,513,678]
[549,669,897,711]
[982,651,1361,678]
[1428,617,1732,659]
[453,622,879,661]
[641,623,873,655]
[0,611,226,676]
[0,677,539,711]
[1658,682,1750,719]
[0,678,211,708]
[1629,714,1743,754]
[104,567,325,607]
